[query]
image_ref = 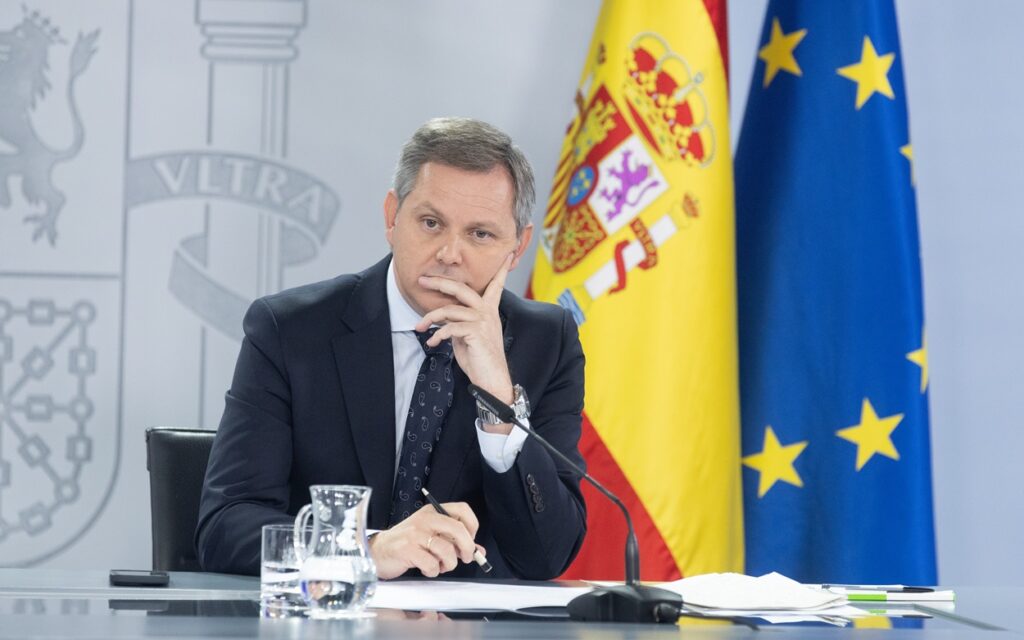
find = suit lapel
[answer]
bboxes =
[332,257,396,528]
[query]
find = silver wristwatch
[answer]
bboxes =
[477,384,531,425]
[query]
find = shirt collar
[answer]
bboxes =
[387,260,424,333]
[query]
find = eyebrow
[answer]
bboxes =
[411,202,505,234]
[411,202,446,219]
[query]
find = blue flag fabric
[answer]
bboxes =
[735,0,937,584]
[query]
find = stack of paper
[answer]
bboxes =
[659,572,867,624]
[367,573,952,625]
[662,572,844,610]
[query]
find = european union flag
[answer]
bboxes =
[735,0,937,584]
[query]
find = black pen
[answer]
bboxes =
[421,487,492,573]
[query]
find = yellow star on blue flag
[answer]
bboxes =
[742,426,808,497]
[837,36,896,109]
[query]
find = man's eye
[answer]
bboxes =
[473,230,493,240]
[423,218,439,229]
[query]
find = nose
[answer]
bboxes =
[436,234,463,266]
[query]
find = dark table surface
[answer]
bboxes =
[0,570,1017,639]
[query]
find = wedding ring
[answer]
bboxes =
[426,535,434,551]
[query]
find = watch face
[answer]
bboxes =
[513,385,530,418]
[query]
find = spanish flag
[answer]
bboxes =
[530,0,742,580]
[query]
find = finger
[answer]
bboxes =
[426,322,477,346]
[418,276,482,307]
[442,502,480,538]
[483,253,514,304]
[406,545,444,578]
[416,305,478,332]
[408,506,478,562]
[421,513,477,563]
[423,535,459,573]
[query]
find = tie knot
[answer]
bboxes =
[415,328,453,359]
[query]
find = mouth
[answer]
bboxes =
[421,272,464,286]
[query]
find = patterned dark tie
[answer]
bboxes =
[389,328,454,525]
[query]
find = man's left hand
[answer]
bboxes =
[416,253,514,434]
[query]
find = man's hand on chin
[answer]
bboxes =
[416,253,515,434]
[368,502,486,579]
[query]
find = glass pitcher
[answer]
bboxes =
[293,485,377,618]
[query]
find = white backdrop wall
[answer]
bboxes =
[0,1,1019,585]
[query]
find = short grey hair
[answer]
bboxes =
[392,117,535,236]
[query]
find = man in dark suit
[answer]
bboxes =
[196,118,587,579]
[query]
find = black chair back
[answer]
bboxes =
[145,427,216,572]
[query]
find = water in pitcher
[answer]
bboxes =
[300,556,376,618]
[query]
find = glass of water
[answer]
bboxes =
[260,524,306,611]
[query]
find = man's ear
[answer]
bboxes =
[384,190,399,246]
[509,223,534,270]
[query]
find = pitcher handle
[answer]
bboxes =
[293,504,312,561]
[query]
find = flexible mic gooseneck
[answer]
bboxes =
[469,384,682,623]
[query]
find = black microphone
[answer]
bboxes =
[468,384,682,623]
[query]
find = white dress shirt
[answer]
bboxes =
[386,262,528,474]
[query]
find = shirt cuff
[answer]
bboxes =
[475,418,530,473]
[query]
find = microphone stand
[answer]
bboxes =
[469,385,682,623]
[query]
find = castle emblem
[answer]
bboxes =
[0,299,98,549]
[0,8,99,245]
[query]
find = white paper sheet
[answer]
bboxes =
[689,604,867,619]
[369,580,592,612]
[830,588,956,602]
[662,572,845,610]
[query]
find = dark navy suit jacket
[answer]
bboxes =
[195,256,587,578]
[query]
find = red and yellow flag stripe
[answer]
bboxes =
[530,0,743,580]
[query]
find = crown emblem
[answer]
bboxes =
[623,33,714,167]
[20,4,67,45]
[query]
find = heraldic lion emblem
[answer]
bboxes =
[0,7,99,245]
